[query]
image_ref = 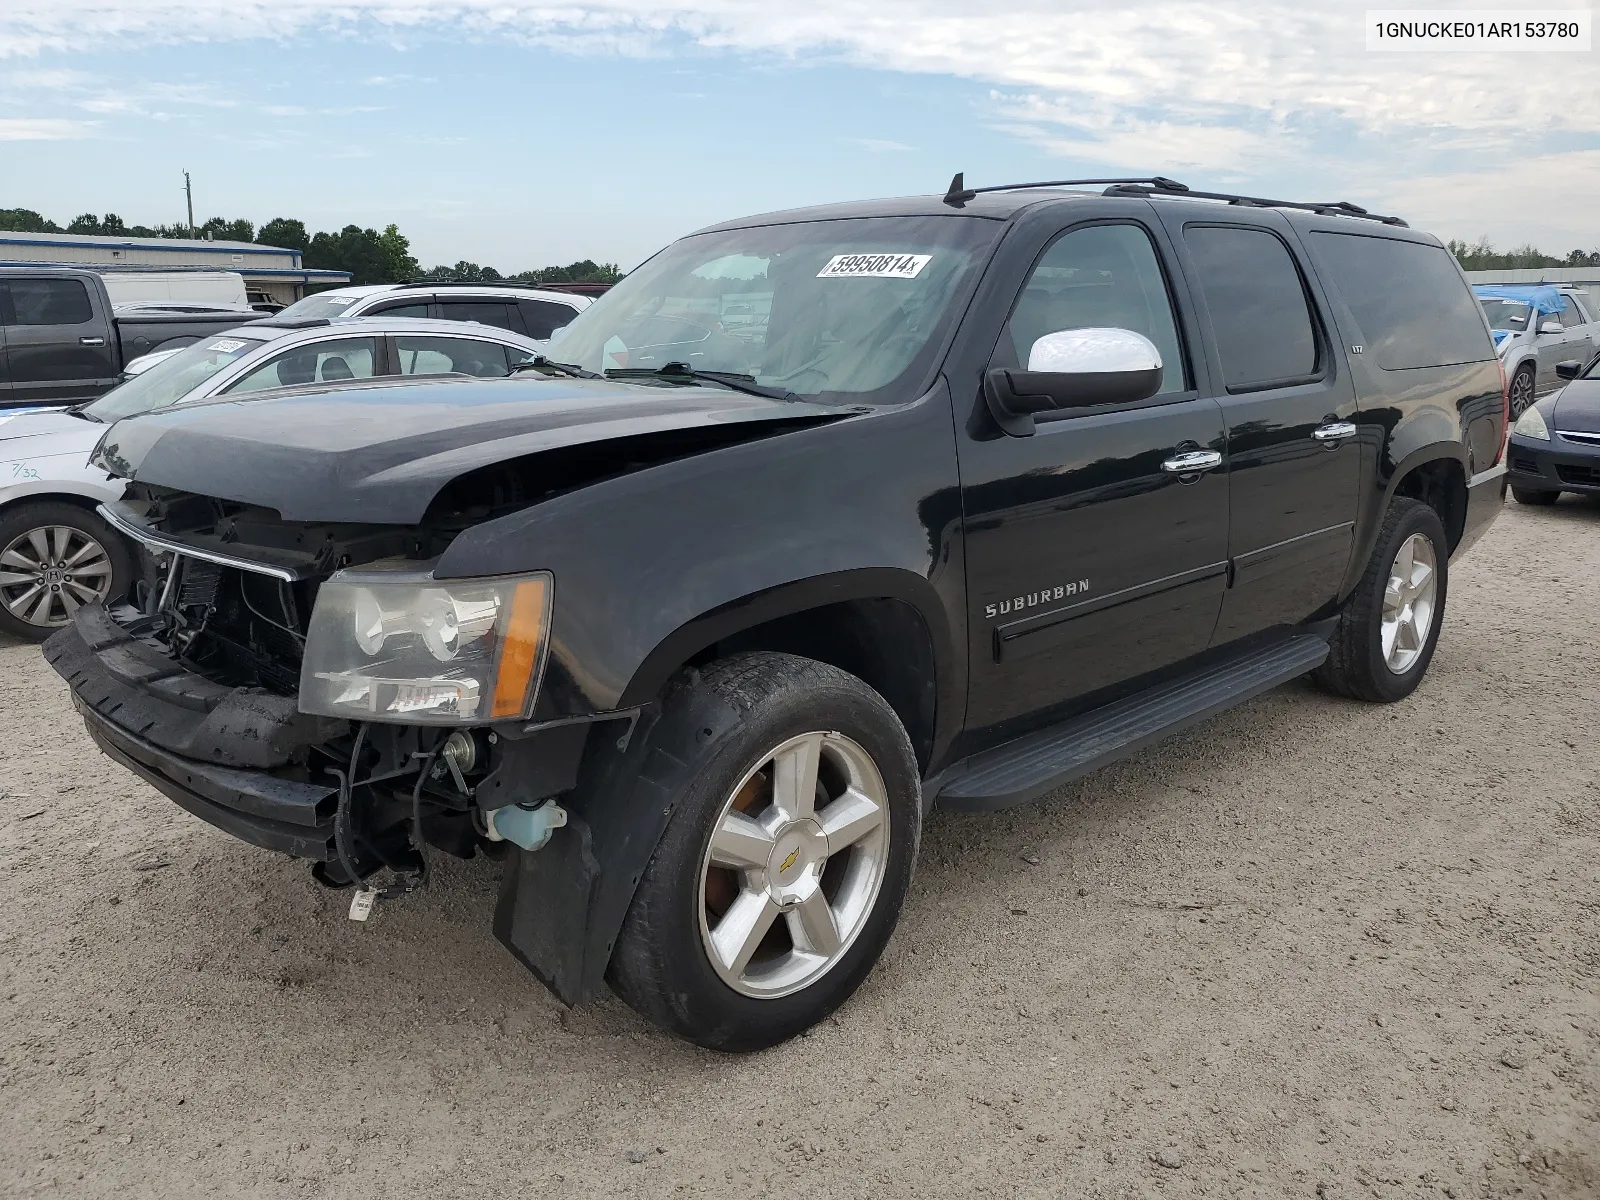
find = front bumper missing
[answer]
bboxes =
[44,605,343,861]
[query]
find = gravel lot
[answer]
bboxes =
[3,496,1598,1199]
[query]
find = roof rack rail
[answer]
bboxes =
[942,172,1188,207]
[940,172,1407,226]
[392,279,575,291]
[1101,181,1408,226]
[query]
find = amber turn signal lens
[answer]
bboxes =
[490,576,551,719]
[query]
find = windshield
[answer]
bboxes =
[1479,298,1533,332]
[84,334,264,421]
[274,291,372,320]
[544,216,1000,400]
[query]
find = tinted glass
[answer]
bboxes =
[439,300,523,333]
[84,334,265,420]
[7,278,93,325]
[545,216,1000,400]
[274,291,368,320]
[367,302,431,318]
[1185,226,1318,390]
[1310,234,1493,370]
[224,337,378,393]
[1002,223,1187,394]
[395,335,513,378]
[518,298,579,339]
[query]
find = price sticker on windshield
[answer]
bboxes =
[817,253,932,280]
[205,339,247,353]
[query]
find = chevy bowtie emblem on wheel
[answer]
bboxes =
[778,847,801,874]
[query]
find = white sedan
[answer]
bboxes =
[0,316,547,640]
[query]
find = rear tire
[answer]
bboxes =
[607,652,921,1051]
[1508,364,1536,418]
[1313,498,1448,703]
[0,501,132,642]
[1511,485,1559,507]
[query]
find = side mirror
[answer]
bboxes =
[1538,319,1565,335]
[1555,360,1583,380]
[984,328,1163,437]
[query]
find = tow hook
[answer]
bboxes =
[482,800,568,853]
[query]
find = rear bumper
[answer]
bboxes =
[1506,433,1600,495]
[1454,464,1507,559]
[44,606,342,861]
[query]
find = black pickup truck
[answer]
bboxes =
[0,267,267,408]
[45,177,1506,1050]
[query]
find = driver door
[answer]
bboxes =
[958,217,1229,742]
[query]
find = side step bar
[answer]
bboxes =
[933,634,1330,812]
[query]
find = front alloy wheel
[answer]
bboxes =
[607,652,921,1051]
[0,525,114,630]
[699,731,891,998]
[1508,365,1535,418]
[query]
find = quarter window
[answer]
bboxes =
[1308,233,1492,370]
[1002,223,1188,395]
[518,298,580,339]
[223,337,379,393]
[5,278,93,325]
[395,335,514,378]
[1184,226,1319,391]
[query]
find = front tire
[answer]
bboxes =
[0,501,132,642]
[1511,485,1559,507]
[1314,498,1448,703]
[607,653,921,1051]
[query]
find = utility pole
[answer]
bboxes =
[183,170,194,237]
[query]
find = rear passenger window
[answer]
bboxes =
[518,299,579,340]
[1002,223,1188,395]
[438,301,524,334]
[395,335,512,378]
[1184,226,1318,391]
[368,302,430,319]
[1309,234,1493,370]
[5,278,94,325]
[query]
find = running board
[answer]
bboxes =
[933,634,1329,812]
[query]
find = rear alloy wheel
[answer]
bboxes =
[0,502,130,641]
[1508,364,1535,418]
[608,652,920,1051]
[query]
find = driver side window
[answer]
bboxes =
[223,337,378,394]
[1001,223,1188,395]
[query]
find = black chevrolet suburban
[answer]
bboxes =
[45,177,1506,1050]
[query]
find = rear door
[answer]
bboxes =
[1154,212,1360,644]
[517,297,581,339]
[0,274,120,406]
[959,214,1229,741]
[434,297,528,335]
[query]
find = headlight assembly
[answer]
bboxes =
[1512,405,1551,441]
[298,568,552,725]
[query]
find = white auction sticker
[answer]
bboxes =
[205,339,247,353]
[1367,9,1591,50]
[817,253,932,280]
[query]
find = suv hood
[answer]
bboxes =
[93,374,848,524]
[1552,378,1600,434]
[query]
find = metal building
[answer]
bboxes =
[0,230,351,306]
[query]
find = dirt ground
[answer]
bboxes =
[2,496,1597,1200]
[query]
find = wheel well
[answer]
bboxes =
[0,492,105,521]
[1393,457,1467,551]
[696,598,938,771]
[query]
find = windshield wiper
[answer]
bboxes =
[511,356,604,380]
[66,404,104,423]
[605,362,798,401]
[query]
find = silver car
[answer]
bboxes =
[1475,284,1600,416]
[0,316,547,640]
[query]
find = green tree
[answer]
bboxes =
[257,218,310,253]
[67,213,103,234]
[376,223,419,282]
[305,225,396,285]
[197,216,254,243]
[0,207,62,233]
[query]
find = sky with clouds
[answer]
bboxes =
[1,0,1596,270]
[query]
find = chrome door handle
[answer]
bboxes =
[1160,449,1223,474]
[79,336,106,346]
[1312,421,1358,442]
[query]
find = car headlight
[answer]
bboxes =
[1512,405,1551,441]
[298,568,552,725]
